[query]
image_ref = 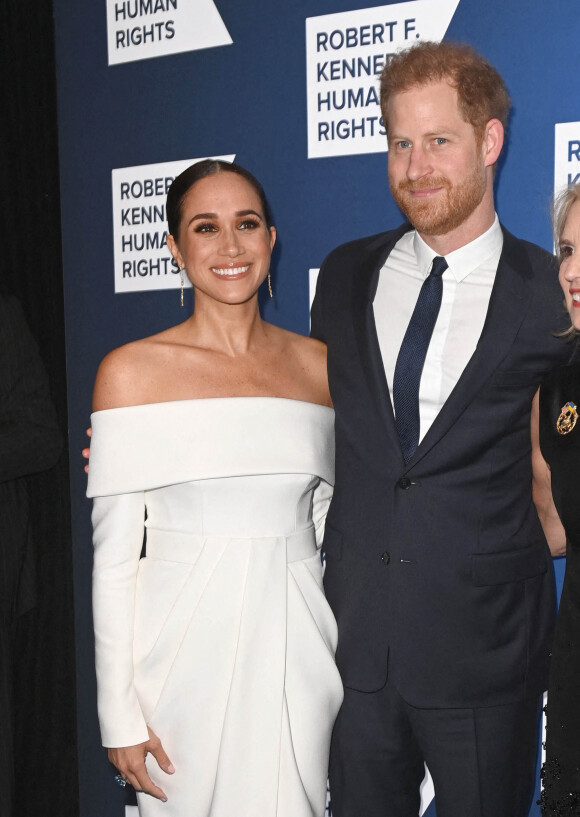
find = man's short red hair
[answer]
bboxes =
[380,41,511,141]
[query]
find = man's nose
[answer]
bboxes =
[407,146,432,181]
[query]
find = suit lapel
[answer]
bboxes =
[351,225,411,459]
[407,227,533,468]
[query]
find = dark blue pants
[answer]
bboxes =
[329,678,542,817]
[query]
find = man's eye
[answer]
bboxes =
[434,137,447,145]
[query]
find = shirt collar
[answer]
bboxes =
[412,214,503,282]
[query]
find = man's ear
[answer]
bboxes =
[482,118,504,168]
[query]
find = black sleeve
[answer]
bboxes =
[0,295,62,482]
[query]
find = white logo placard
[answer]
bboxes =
[555,121,580,198]
[107,0,232,66]
[306,0,460,159]
[112,154,235,294]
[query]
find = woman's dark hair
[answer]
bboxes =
[166,159,273,238]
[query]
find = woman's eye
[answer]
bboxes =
[239,219,260,230]
[194,222,217,233]
[560,244,574,260]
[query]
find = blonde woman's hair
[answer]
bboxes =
[552,183,580,339]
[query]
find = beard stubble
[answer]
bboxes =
[390,163,487,238]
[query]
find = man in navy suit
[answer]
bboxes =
[311,41,569,817]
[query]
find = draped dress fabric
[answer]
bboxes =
[87,397,343,817]
[539,364,580,815]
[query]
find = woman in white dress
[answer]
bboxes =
[87,159,343,817]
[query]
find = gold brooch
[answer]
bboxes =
[557,401,578,435]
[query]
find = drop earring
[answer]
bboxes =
[180,267,184,307]
[267,272,273,299]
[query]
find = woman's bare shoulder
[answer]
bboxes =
[92,337,164,411]
[274,326,327,364]
[267,326,331,406]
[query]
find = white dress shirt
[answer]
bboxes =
[373,215,503,442]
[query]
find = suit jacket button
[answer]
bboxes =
[381,552,390,565]
[398,477,412,490]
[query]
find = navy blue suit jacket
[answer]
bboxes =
[311,223,570,708]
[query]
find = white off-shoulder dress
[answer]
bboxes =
[87,397,343,817]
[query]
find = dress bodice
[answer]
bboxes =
[87,397,335,541]
[146,474,321,539]
[539,363,580,547]
[87,396,335,498]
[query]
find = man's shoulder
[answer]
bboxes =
[322,223,410,268]
[500,225,557,272]
[500,226,570,344]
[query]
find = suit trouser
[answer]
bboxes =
[329,677,542,817]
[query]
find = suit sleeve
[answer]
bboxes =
[0,296,62,482]
[92,492,150,747]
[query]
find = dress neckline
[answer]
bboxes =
[91,395,334,417]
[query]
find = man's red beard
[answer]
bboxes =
[390,165,487,237]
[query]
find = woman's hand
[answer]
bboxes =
[108,726,175,801]
[82,427,91,474]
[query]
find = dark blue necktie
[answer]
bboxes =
[393,256,448,463]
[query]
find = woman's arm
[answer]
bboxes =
[92,492,149,745]
[91,346,174,799]
[92,491,174,799]
[531,388,567,556]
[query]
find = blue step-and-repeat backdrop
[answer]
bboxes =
[53,1,580,815]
